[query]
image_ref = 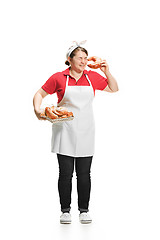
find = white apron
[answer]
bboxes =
[51,73,95,157]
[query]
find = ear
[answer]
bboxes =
[68,57,71,64]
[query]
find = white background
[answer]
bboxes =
[0,0,160,239]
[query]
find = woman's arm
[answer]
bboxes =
[33,88,48,119]
[100,60,119,93]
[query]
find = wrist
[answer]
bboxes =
[34,107,41,114]
[104,69,110,77]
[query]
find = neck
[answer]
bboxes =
[69,68,83,81]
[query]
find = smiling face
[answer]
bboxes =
[68,50,88,73]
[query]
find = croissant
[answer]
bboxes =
[44,106,73,120]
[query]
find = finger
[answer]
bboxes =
[100,61,106,64]
[101,60,108,65]
[100,63,107,67]
[39,117,47,121]
[100,61,107,65]
[40,114,47,120]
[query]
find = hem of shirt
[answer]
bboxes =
[101,81,108,90]
[41,86,53,94]
[51,151,94,158]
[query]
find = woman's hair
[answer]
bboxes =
[65,47,88,66]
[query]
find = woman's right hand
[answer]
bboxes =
[34,109,46,120]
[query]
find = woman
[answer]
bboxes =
[33,41,119,224]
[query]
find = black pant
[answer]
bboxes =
[57,154,93,213]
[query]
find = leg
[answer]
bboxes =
[57,154,74,213]
[75,156,93,213]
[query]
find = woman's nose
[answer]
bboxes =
[81,58,87,64]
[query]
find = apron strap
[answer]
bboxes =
[85,74,91,85]
[66,75,69,86]
[85,74,94,92]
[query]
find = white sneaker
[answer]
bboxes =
[60,213,71,224]
[79,212,92,224]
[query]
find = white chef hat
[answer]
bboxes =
[66,40,87,59]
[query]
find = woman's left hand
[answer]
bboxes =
[100,59,109,73]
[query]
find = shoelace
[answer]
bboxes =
[62,213,70,219]
[80,213,90,219]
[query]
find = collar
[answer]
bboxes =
[62,68,88,77]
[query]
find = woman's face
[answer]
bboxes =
[69,50,88,73]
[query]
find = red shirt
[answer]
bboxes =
[42,68,108,103]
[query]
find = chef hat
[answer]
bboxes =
[66,40,87,59]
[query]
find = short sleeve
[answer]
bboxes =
[88,71,108,91]
[41,73,58,94]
